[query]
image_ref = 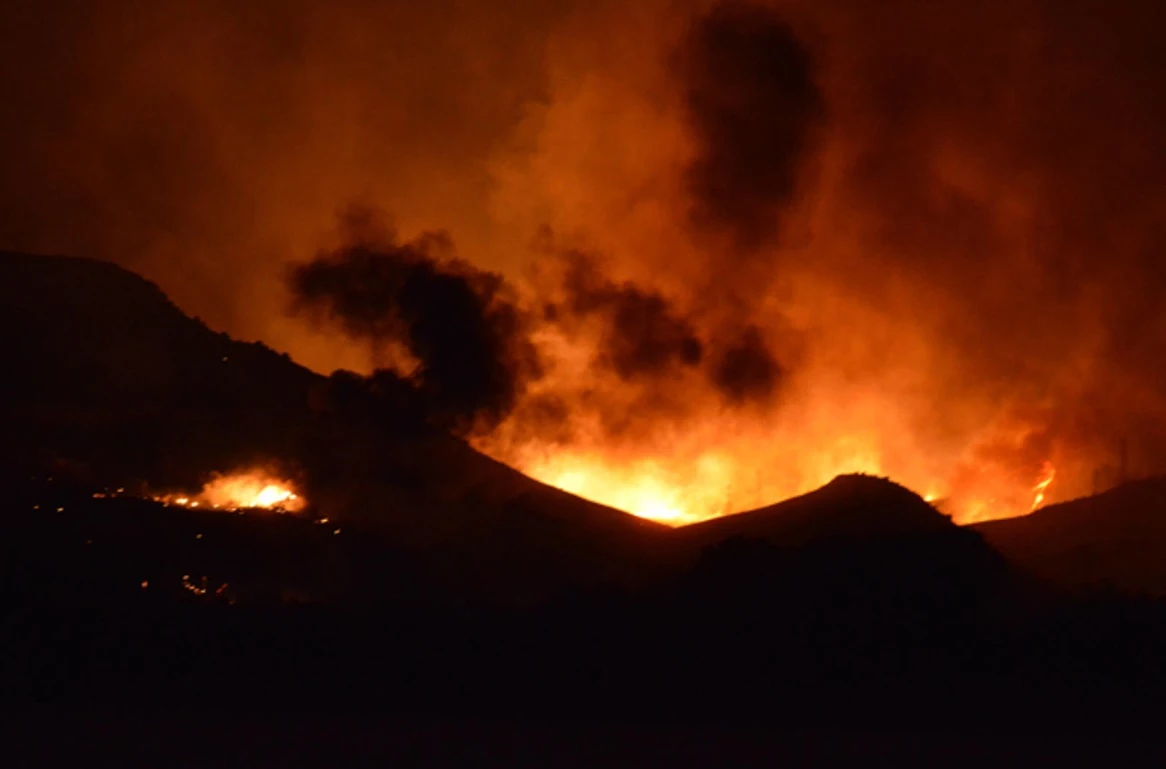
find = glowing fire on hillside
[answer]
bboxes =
[1032,462,1056,511]
[156,471,305,513]
[504,449,1058,526]
[476,394,1064,527]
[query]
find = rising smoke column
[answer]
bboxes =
[288,208,542,435]
[680,0,825,250]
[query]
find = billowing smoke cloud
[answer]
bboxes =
[557,253,703,380]
[537,246,792,411]
[710,325,782,404]
[288,209,541,434]
[680,1,824,247]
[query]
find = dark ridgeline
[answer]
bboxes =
[0,251,316,489]
[974,476,1166,596]
[3,251,1166,735]
[678,473,956,546]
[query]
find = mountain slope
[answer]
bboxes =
[973,477,1166,595]
[0,250,328,488]
[676,473,956,549]
[671,474,1018,632]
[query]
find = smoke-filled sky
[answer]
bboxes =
[4,0,1166,522]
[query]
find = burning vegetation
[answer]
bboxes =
[151,471,305,514]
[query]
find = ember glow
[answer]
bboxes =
[158,472,305,514]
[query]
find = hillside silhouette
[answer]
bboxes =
[0,251,315,487]
[678,473,954,547]
[974,476,1166,596]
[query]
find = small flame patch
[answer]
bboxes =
[156,470,305,513]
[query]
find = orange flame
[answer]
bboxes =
[1031,461,1056,511]
[156,470,305,513]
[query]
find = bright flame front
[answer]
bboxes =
[1031,461,1056,510]
[480,398,1063,527]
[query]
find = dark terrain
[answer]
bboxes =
[974,476,1166,596]
[3,252,1166,763]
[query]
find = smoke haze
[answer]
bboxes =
[4,0,1166,521]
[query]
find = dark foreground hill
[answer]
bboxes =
[7,469,1166,731]
[974,477,1166,596]
[672,474,1024,636]
[677,474,955,548]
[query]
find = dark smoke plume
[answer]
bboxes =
[542,246,791,410]
[711,325,782,404]
[288,210,540,434]
[681,1,825,247]
[558,253,703,380]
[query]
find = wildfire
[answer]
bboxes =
[533,457,716,525]
[510,434,897,525]
[1032,462,1056,511]
[156,471,305,513]
[482,404,1063,527]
